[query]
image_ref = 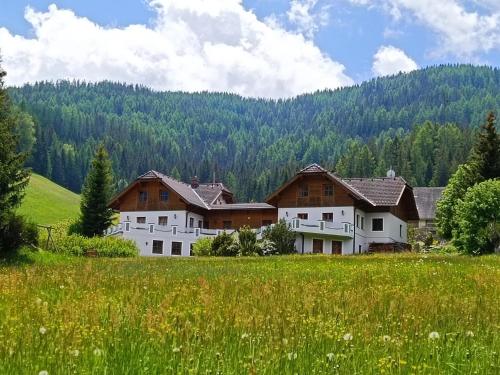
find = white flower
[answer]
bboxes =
[172,347,181,353]
[382,335,391,342]
[241,333,249,340]
[343,333,353,341]
[39,327,47,335]
[282,338,288,345]
[326,352,334,361]
[36,298,42,305]
[466,330,474,337]
[70,349,80,357]
[287,352,297,360]
[428,331,440,340]
[59,285,65,289]
[39,371,48,375]
[93,348,102,356]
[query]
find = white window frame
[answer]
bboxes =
[371,217,384,232]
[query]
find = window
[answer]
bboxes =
[323,184,334,196]
[139,191,148,203]
[372,218,384,232]
[149,224,154,233]
[359,245,362,253]
[158,216,168,226]
[313,239,323,254]
[172,226,177,236]
[400,224,403,237]
[223,221,232,229]
[159,190,169,201]
[125,222,130,232]
[152,240,163,254]
[171,241,182,256]
[297,213,308,220]
[137,217,146,224]
[356,214,360,228]
[198,220,202,228]
[189,217,194,228]
[298,183,309,197]
[361,217,364,230]
[322,212,333,222]
[262,220,273,226]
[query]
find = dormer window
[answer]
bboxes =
[139,191,148,203]
[298,183,309,197]
[159,190,169,201]
[323,184,334,196]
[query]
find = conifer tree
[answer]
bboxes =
[80,144,114,237]
[472,112,500,179]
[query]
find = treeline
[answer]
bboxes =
[8,64,500,200]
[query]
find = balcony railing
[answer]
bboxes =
[288,218,353,238]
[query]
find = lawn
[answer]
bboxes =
[17,173,80,225]
[0,253,498,374]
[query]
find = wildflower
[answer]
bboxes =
[428,331,440,340]
[466,331,474,337]
[93,348,102,356]
[36,298,42,305]
[241,333,249,340]
[172,347,181,353]
[287,352,297,360]
[326,353,334,361]
[382,335,391,342]
[39,371,48,375]
[70,349,80,357]
[282,338,288,345]
[59,285,65,289]
[343,333,353,341]
[39,327,47,335]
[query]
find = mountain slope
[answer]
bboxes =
[18,174,80,225]
[9,64,499,200]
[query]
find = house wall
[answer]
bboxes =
[206,209,277,229]
[116,181,188,211]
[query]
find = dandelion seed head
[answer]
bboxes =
[70,349,80,357]
[287,352,297,360]
[466,330,474,337]
[241,333,249,340]
[343,333,353,341]
[93,348,102,356]
[383,335,391,342]
[39,327,47,335]
[326,352,334,361]
[428,331,440,340]
[39,371,48,375]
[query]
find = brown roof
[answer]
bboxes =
[342,177,408,206]
[413,187,445,219]
[195,183,232,205]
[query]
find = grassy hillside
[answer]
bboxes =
[0,254,498,373]
[18,173,80,225]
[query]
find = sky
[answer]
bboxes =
[0,0,499,98]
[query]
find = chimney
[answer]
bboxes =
[191,176,199,188]
[386,167,396,178]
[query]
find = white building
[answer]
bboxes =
[107,164,419,256]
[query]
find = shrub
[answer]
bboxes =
[237,226,262,256]
[54,234,138,257]
[211,232,238,257]
[262,219,296,255]
[0,213,38,255]
[192,237,214,256]
[454,179,500,255]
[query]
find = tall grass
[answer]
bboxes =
[0,254,498,374]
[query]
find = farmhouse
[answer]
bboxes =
[410,187,445,234]
[107,164,419,256]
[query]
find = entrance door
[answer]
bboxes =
[313,239,323,254]
[332,241,342,255]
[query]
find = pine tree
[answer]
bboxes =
[0,59,31,252]
[472,112,500,180]
[80,144,114,237]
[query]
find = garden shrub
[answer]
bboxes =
[237,226,262,256]
[54,234,138,257]
[0,213,38,255]
[192,237,214,256]
[262,219,296,255]
[211,231,238,256]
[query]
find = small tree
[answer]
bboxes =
[237,226,262,256]
[192,237,213,256]
[471,112,500,180]
[436,163,482,239]
[454,180,500,255]
[80,144,114,237]
[262,219,296,255]
[211,231,238,256]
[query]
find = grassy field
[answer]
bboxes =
[0,253,498,374]
[17,173,80,225]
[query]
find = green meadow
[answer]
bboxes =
[17,174,80,225]
[0,253,498,374]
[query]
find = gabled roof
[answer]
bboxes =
[342,177,409,206]
[299,163,328,174]
[208,203,275,210]
[151,171,209,209]
[413,187,445,220]
[196,183,232,205]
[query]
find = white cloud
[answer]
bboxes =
[0,0,353,98]
[287,0,330,38]
[349,0,500,58]
[372,45,418,76]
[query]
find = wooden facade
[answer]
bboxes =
[268,174,355,208]
[206,209,277,230]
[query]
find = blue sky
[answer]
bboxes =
[0,0,499,97]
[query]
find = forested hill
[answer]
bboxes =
[9,64,500,201]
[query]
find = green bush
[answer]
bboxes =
[54,235,138,257]
[211,232,238,257]
[262,219,296,255]
[192,237,214,256]
[0,213,38,255]
[237,226,262,256]
[454,179,500,255]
